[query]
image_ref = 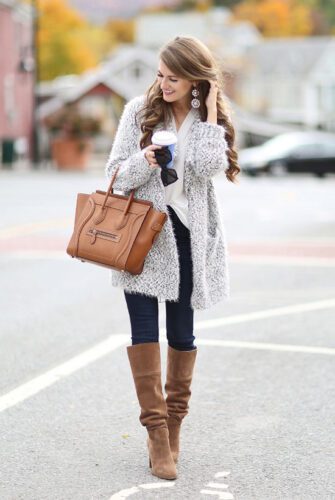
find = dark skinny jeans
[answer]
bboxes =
[124,205,196,351]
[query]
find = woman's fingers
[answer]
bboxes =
[144,145,162,167]
[149,152,158,166]
[209,80,218,90]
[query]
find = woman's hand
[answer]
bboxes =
[205,80,218,124]
[144,144,162,168]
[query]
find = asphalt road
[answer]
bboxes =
[0,168,334,500]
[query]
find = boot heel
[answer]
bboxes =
[147,438,152,468]
[147,427,177,480]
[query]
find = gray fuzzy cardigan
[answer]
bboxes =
[105,94,230,310]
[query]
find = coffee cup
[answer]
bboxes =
[151,130,177,168]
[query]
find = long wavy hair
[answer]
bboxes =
[136,35,240,183]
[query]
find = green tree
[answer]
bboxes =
[173,0,212,11]
[212,0,245,6]
[301,0,335,32]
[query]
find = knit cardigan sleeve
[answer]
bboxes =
[191,121,229,179]
[104,96,156,191]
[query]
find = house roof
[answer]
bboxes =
[309,39,335,81]
[37,44,158,120]
[244,36,335,77]
[0,0,33,20]
[233,101,306,137]
[0,0,16,6]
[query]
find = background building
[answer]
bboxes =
[0,0,34,165]
[235,37,335,132]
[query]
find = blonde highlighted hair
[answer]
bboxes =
[136,35,240,183]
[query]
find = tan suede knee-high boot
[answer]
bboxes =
[127,342,177,480]
[165,345,198,463]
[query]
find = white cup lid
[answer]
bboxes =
[152,130,177,146]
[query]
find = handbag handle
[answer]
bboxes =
[96,165,135,224]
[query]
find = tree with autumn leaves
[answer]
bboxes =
[24,0,135,81]
[231,0,335,36]
[27,0,334,81]
[37,0,101,80]
[232,0,312,37]
[177,0,335,35]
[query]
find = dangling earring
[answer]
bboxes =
[191,87,200,108]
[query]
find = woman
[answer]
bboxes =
[105,35,239,480]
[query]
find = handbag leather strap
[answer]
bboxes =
[97,165,136,225]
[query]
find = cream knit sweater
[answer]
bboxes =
[105,94,230,310]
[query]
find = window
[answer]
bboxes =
[132,64,141,79]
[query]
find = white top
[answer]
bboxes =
[165,107,198,229]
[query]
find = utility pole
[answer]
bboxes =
[31,0,40,167]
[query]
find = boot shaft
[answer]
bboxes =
[127,342,168,430]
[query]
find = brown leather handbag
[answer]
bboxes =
[66,165,167,274]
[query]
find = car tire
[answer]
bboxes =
[268,162,288,176]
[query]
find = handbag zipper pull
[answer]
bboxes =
[90,229,97,244]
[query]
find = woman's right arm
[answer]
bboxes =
[104,96,161,191]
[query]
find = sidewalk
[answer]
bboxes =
[0,154,108,174]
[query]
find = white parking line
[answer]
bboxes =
[139,483,176,489]
[196,339,335,356]
[0,251,69,260]
[109,482,175,499]
[206,482,229,489]
[2,252,335,268]
[231,238,335,246]
[200,491,233,499]
[192,297,335,329]
[0,334,128,413]
[109,486,138,499]
[1,298,334,414]
[0,218,71,239]
[109,473,229,499]
[215,472,231,478]
[230,255,335,267]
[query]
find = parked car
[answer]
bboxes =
[239,131,335,177]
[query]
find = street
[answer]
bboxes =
[0,168,334,500]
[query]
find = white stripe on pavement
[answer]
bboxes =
[0,251,69,260]
[2,252,335,268]
[1,298,335,413]
[139,482,176,489]
[109,482,176,499]
[192,297,335,330]
[230,255,335,267]
[1,335,334,415]
[230,238,335,246]
[200,491,233,499]
[215,472,231,478]
[109,486,138,499]
[206,482,229,489]
[195,339,335,356]
[0,218,71,239]
[0,334,128,413]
